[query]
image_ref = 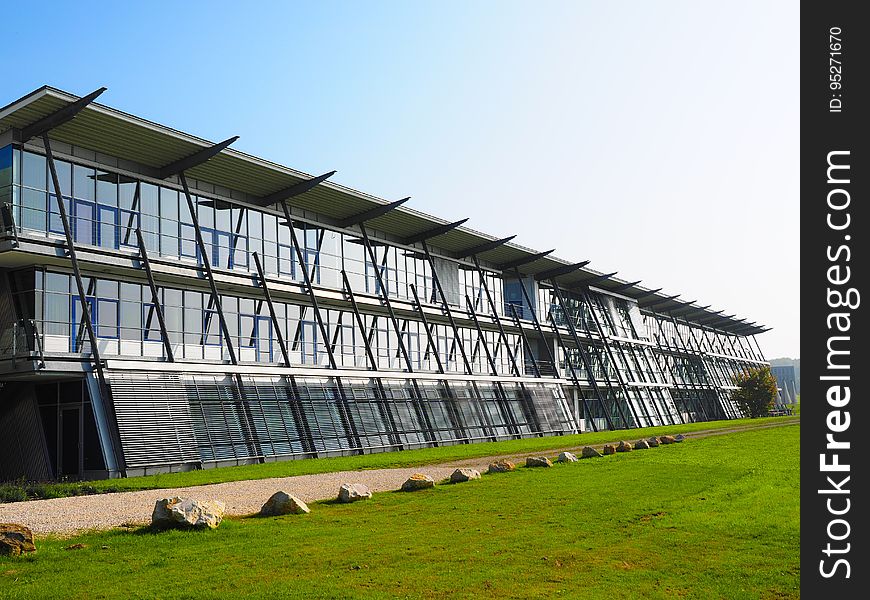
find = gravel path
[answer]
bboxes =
[0,418,798,536]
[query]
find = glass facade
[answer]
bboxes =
[4,148,495,311]
[27,268,520,374]
[0,132,760,480]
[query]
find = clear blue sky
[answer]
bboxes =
[5,0,799,358]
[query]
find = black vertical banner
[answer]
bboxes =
[802,3,868,597]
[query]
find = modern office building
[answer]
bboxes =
[771,365,798,404]
[0,87,771,481]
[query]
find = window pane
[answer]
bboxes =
[22,152,46,190]
[97,299,119,338]
[0,145,11,189]
[21,188,47,232]
[73,200,94,245]
[96,171,118,207]
[73,165,95,201]
[140,183,158,215]
[119,176,137,211]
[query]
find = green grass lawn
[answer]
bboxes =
[0,416,797,503]
[0,424,800,599]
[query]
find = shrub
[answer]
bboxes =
[732,366,779,418]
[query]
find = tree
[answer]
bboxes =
[732,366,779,418]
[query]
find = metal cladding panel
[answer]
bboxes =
[107,372,200,469]
[95,370,577,472]
[0,383,52,481]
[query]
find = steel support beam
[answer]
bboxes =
[577,271,619,288]
[610,279,642,293]
[336,197,409,228]
[640,294,681,309]
[21,88,107,141]
[158,137,239,179]
[359,223,437,444]
[402,219,468,245]
[534,261,590,282]
[421,239,498,441]
[508,304,540,378]
[632,288,663,300]
[578,288,642,426]
[252,252,291,367]
[472,256,543,434]
[43,134,124,472]
[180,174,238,364]
[550,282,630,429]
[649,315,709,422]
[178,173,263,459]
[668,313,732,420]
[277,201,362,452]
[252,251,318,455]
[465,294,521,437]
[512,267,559,377]
[587,288,674,425]
[410,283,467,441]
[340,271,403,449]
[257,171,337,206]
[421,240,474,374]
[546,312,600,432]
[472,256,521,377]
[135,228,174,362]
[497,249,555,271]
[455,235,516,259]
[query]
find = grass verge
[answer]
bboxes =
[0,416,797,504]
[0,424,800,599]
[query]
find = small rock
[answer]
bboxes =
[674,434,685,443]
[581,446,603,458]
[151,497,225,530]
[603,444,616,455]
[487,460,516,473]
[64,543,87,551]
[634,439,650,450]
[401,473,435,492]
[660,435,676,445]
[647,437,660,447]
[337,483,372,503]
[260,491,310,516]
[0,524,36,557]
[616,441,633,452]
[526,456,553,468]
[556,451,578,463]
[450,468,481,483]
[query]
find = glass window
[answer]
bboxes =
[180,224,197,258]
[73,165,95,201]
[22,152,46,190]
[97,205,119,249]
[0,145,11,189]
[247,210,262,257]
[197,196,214,229]
[160,188,179,220]
[119,177,137,211]
[143,303,163,341]
[21,188,47,232]
[97,299,119,339]
[44,291,70,336]
[140,183,158,215]
[96,171,117,207]
[215,200,232,232]
[73,199,95,245]
[239,315,256,348]
[204,310,222,345]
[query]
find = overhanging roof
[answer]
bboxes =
[0,85,768,336]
